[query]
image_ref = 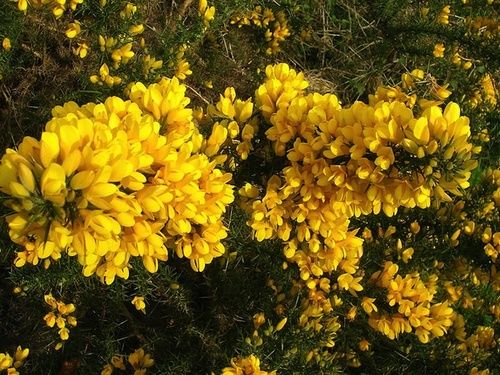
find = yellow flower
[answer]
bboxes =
[401,247,414,263]
[203,6,216,24]
[432,84,452,100]
[253,312,266,328]
[175,59,192,80]
[15,0,28,13]
[221,354,276,375]
[111,356,126,370]
[111,42,134,66]
[120,2,136,18]
[73,42,89,58]
[337,273,363,295]
[101,364,113,375]
[358,339,370,351]
[2,37,11,51]
[437,5,451,25]
[361,297,378,315]
[199,0,207,13]
[239,183,260,198]
[65,22,81,39]
[0,353,13,371]
[462,61,472,70]
[275,317,287,331]
[59,327,70,340]
[13,346,29,368]
[128,348,154,370]
[433,43,445,58]
[132,296,146,313]
[129,24,145,36]
[40,163,67,206]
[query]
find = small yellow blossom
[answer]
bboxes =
[275,317,287,331]
[65,22,81,39]
[433,43,445,58]
[175,59,192,80]
[129,24,144,36]
[358,339,370,351]
[128,348,154,371]
[2,38,11,51]
[132,296,146,313]
[72,42,89,58]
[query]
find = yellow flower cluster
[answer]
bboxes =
[471,74,497,109]
[245,302,288,347]
[142,54,163,78]
[0,77,234,283]
[12,0,84,17]
[230,6,291,55]
[467,16,499,39]
[90,63,123,87]
[199,0,216,26]
[437,5,451,25]
[449,321,497,372]
[433,167,499,264]
[401,69,425,91]
[221,354,276,375]
[169,44,192,81]
[204,87,257,161]
[43,294,77,348]
[366,262,454,343]
[233,64,481,355]
[0,347,29,375]
[247,63,476,288]
[101,348,154,375]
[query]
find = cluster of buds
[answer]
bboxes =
[43,294,77,348]
[230,6,291,55]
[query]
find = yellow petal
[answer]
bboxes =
[38,241,55,259]
[443,102,460,124]
[40,132,60,168]
[9,181,30,198]
[143,255,158,273]
[71,170,95,190]
[412,117,430,145]
[62,150,81,176]
[18,163,36,192]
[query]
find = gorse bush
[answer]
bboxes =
[1,76,234,283]
[0,0,498,374]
